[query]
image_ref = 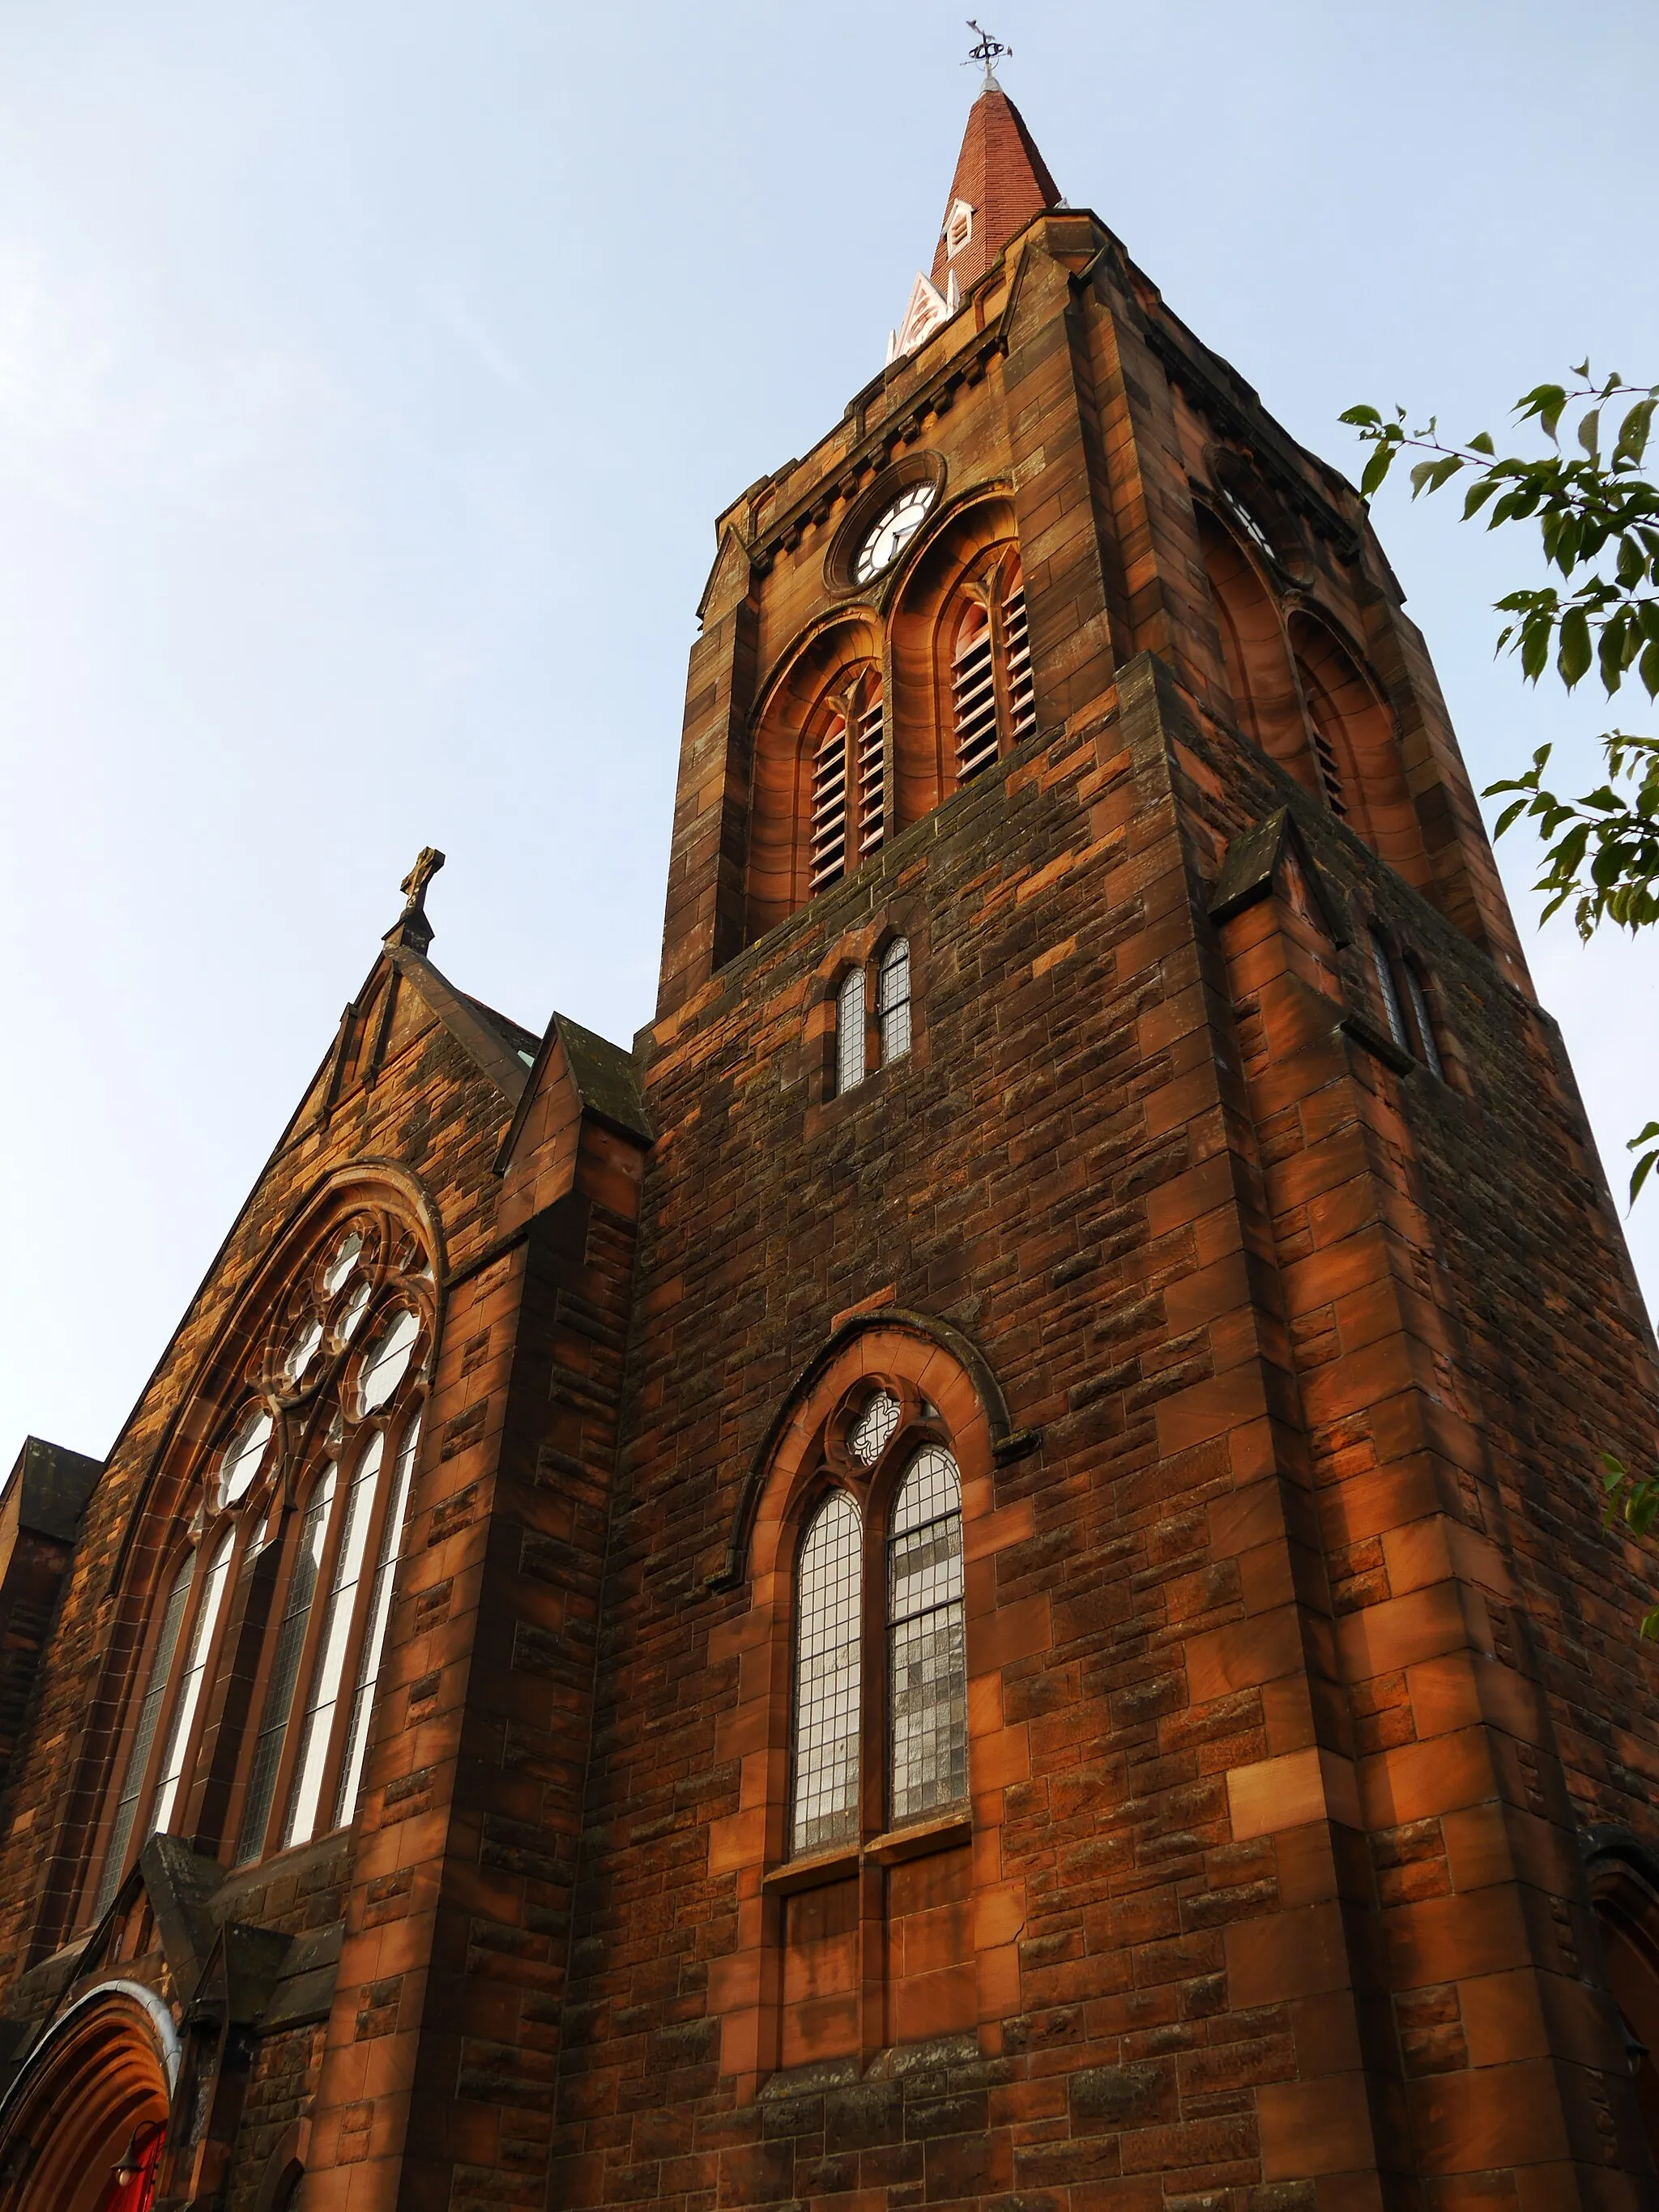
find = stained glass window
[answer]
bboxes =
[332,1416,422,1829]
[282,1434,383,1848]
[887,1446,968,1825]
[791,1493,863,1854]
[220,1407,274,1507]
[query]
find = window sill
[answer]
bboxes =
[863,1811,971,1865]
[764,1844,860,1894]
[763,1810,973,1891]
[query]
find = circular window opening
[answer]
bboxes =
[358,1307,420,1413]
[284,1316,324,1385]
[221,1406,275,1506]
[848,1391,900,1466]
[336,1276,371,1344]
[323,1230,364,1296]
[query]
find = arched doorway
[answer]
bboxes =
[0,1982,175,2212]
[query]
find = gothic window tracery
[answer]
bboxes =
[90,1210,433,1916]
[786,1390,971,1860]
[808,671,886,897]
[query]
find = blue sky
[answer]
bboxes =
[3,0,1656,1462]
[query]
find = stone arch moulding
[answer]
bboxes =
[104,1156,446,1603]
[0,1979,177,2212]
[709,1306,1034,1593]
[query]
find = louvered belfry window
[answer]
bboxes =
[808,673,885,897]
[952,603,999,781]
[952,556,1037,784]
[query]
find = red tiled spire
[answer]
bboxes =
[928,84,1061,300]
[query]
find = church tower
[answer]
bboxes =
[592,58,1659,2212]
[0,58,1656,2212]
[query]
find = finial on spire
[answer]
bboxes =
[964,19,1010,89]
[384,845,446,955]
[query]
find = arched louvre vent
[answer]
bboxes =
[953,603,999,781]
[1004,576,1036,741]
[856,690,885,859]
[810,715,850,893]
[1309,714,1350,819]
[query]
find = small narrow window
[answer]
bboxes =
[148,1526,234,1839]
[1369,928,1409,1052]
[1404,961,1444,1079]
[887,1445,968,1825]
[810,715,850,893]
[952,603,999,782]
[945,200,973,258]
[791,1493,863,1854]
[236,1464,336,1864]
[1003,568,1036,743]
[93,1552,196,1915]
[282,1433,384,1848]
[835,967,867,1097]
[877,939,911,1066]
[332,1416,422,1830]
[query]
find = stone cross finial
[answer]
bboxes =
[384,845,446,954]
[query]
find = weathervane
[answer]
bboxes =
[965,19,1010,87]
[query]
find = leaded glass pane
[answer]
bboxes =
[877,939,911,1065]
[836,968,866,1097]
[220,1407,273,1506]
[888,1446,968,1825]
[848,1392,899,1468]
[1370,929,1409,1051]
[1405,963,1444,1079]
[332,1416,422,1830]
[323,1230,364,1294]
[149,1528,234,1837]
[791,1492,862,1855]
[282,1434,382,1847]
[235,1465,336,1863]
[93,1551,194,1916]
[358,1308,419,1412]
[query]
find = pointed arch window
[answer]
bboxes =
[89,1214,433,1915]
[92,1553,194,1916]
[835,967,867,1097]
[786,1412,971,1860]
[1403,961,1444,1079]
[951,556,1036,784]
[808,671,885,897]
[791,1493,864,1854]
[1369,927,1410,1052]
[887,1446,968,1823]
[147,1525,233,1839]
[877,940,911,1065]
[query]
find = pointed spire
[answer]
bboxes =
[888,69,1062,362]
[928,82,1060,302]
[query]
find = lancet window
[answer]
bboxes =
[832,938,912,1098]
[950,556,1036,785]
[91,1209,433,1916]
[787,1396,970,1855]
[809,672,885,896]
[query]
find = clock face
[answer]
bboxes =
[855,482,938,584]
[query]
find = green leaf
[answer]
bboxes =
[1559,604,1593,688]
[1340,404,1383,427]
[1631,1147,1659,1205]
[1580,407,1603,460]
[1360,445,1396,499]
[1469,430,1495,455]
